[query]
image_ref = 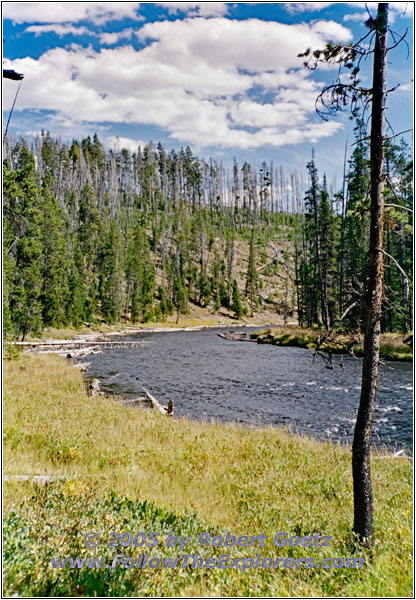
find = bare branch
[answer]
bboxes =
[385,203,413,213]
[351,128,413,146]
[387,28,409,53]
[384,128,413,140]
[376,248,410,285]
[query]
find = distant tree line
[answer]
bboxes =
[296,121,412,333]
[3,128,412,339]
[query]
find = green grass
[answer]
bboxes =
[251,328,413,361]
[3,354,413,597]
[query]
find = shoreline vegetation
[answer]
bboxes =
[3,353,413,597]
[6,315,412,362]
[250,327,413,363]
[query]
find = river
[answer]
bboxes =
[84,327,413,454]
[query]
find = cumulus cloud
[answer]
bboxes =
[100,28,134,45]
[3,2,140,24]
[24,24,96,37]
[4,17,351,150]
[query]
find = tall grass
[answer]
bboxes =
[251,328,413,361]
[3,354,413,597]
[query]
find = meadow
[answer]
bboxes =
[3,353,413,597]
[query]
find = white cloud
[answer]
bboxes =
[284,3,335,14]
[24,24,136,44]
[24,24,96,37]
[3,2,140,24]
[106,135,147,152]
[398,82,412,92]
[156,3,229,17]
[100,29,134,45]
[343,2,414,22]
[343,12,369,23]
[4,17,352,150]
[136,17,352,72]
[309,19,353,41]
[286,1,413,20]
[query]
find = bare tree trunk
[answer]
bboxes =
[352,2,388,543]
[310,151,329,330]
[338,139,349,314]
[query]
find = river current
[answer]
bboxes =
[84,327,413,454]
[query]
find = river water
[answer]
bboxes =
[84,327,413,454]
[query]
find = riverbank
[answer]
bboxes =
[250,327,413,362]
[3,353,412,597]
[16,309,291,344]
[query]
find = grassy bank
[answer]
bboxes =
[250,327,413,362]
[4,354,413,597]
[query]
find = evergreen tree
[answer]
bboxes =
[342,121,371,330]
[100,219,123,324]
[3,146,44,339]
[231,279,243,319]
[39,174,69,326]
[78,184,100,319]
[318,175,339,325]
[126,224,156,322]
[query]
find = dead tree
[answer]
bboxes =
[300,2,407,544]
[352,3,388,543]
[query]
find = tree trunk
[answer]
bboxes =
[352,3,388,543]
[338,139,349,314]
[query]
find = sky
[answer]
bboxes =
[2,1,413,182]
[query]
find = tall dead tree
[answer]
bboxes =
[352,3,388,542]
[300,3,403,544]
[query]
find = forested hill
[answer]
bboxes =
[3,128,413,340]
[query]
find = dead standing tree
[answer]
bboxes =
[300,3,408,544]
[352,3,388,544]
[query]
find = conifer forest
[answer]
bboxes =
[3,125,412,340]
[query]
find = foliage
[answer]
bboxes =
[295,130,412,334]
[3,136,303,337]
[3,132,412,337]
[4,343,21,361]
[231,279,244,319]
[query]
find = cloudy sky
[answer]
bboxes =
[3,1,413,179]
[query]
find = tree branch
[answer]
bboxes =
[385,203,413,213]
[376,248,410,284]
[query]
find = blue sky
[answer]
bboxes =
[3,2,413,182]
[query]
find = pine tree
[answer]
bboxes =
[99,219,123,324]
[3,145,44,339]
[231,279,243,319]
[39,174,69,327]
[126,224,156,323]
[342,121,371,330]
[78,184,100,320]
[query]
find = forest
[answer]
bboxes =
[3,123,413,340]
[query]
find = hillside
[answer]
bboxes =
[3,132,412,340]
[3,134,300,339]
